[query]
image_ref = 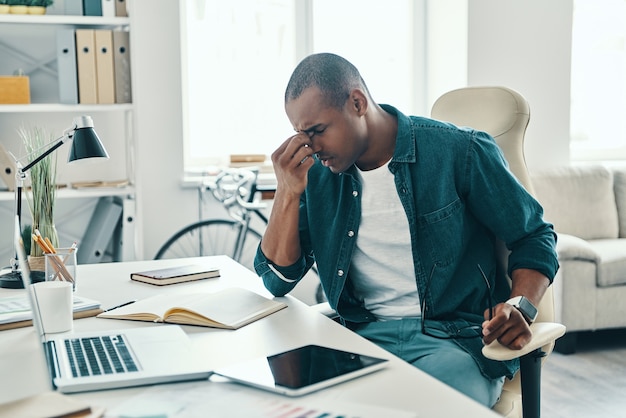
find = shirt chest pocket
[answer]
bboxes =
[417,198,464,267]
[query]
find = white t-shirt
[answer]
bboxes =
[350,161,420,320]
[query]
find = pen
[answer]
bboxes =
[104,300,137,312]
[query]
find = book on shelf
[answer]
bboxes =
[71,179,129,189]
[0,294,102,331]
[97,287,287,329]
[130,264,221,286]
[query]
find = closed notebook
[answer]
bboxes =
[97,287,287,329]
[130,264,220,286]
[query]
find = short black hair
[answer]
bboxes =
[285,53,371,109]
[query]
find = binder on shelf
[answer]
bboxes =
[82,0,102,16]
[56,29,79,105]
[94,29,115,104]
[112,30,132,104]
[75,29,98,104]
[79,197,123,264]
[112,196,135,261]
[101,0,115,17]
[0,143,17,191]
[115,0,127,17]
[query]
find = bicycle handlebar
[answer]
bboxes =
[205,168,267,212]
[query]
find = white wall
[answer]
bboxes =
[133,0,575,260]
[130,0,196,260]
[467,0,573,172]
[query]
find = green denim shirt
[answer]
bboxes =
[255,105,559,379]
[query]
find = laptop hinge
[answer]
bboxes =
[44,341,60,389]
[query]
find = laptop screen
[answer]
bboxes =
[13,217,46,339]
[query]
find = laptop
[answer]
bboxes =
[14,219,212,393]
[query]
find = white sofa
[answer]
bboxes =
[531,164,626,353]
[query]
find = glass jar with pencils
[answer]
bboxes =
[44,246,78,291]
[32,229,78,291]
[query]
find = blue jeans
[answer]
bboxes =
[354,318,505,407]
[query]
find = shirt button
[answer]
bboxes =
[347,230,354,237]
[352,190,358,197]
[337,270,344,277]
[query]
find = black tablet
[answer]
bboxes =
[213,344,389,396]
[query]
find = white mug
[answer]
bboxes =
[32,281,73,333]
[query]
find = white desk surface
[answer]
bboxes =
[0,256,498,417]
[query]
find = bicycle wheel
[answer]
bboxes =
[154,219,263,271]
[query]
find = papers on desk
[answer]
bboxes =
[104,380,419,418]
[0,294,101,327]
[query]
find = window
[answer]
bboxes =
[181,0,424,171]
[311,0,418,116]
[181,0,297,169]
[570,0,626,161]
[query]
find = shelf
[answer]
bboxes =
[0,185,135,201]
[0,9,137,262]
[0,14,129,26]
[0,104,133,113]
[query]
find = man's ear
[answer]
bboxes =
[350,89,368,115]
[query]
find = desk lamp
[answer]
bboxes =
[0,116,109,289]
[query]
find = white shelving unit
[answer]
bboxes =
[0,12,137,265]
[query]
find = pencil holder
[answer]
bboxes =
[45,247,78,291]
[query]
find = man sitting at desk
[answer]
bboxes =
[254,53,559,407]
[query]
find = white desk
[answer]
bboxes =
[0,256,498,417]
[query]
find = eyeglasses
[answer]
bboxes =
[421,264,494,339]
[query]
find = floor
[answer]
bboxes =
[542,328,626,417]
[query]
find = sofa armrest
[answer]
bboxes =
[556,232,600,262]
[482,322,566,361]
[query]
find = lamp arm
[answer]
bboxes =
[21,134,70,174]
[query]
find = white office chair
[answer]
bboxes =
[431,86,566,418]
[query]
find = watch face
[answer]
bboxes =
[518,297,538,322]
[507,296,537,322]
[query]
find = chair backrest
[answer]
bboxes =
[431,85,555,341]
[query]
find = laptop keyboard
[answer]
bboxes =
[64,335,139,377]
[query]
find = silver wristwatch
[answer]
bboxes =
[506,296,538,324]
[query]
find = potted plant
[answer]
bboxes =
[7,0,29,14]
[17,126,59,270]
[0,1,10,15]
[28,0,53,14]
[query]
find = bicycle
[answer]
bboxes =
[154,167,324,304]
[154,168,267,271]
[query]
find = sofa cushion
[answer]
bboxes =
[532,165,619,240]
[588,238,626,287]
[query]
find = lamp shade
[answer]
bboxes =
[67,116,110,162]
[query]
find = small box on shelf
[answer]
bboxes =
[0,76,30,104]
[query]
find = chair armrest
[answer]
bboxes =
[556,233,600,262]
[311,301,338,319]
[482,322,566,361]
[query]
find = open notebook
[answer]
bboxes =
[13,217,212,393]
